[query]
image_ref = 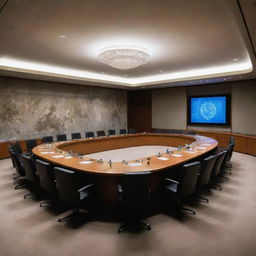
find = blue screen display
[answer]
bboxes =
[190,96,227,124]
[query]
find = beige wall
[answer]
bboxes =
[152,80,256,135]
[152,87,187,130]
[232,81,256,135]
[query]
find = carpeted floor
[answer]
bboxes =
[0,152,256,256]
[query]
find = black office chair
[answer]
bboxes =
[71,132,82,140]
[42,136,54,143]
[85,131,95,138]
[128,128,136,134]
[8,145,16,168]
[108,129,116,136]
[120,129,127,135]
[54,167,94,222]
[196,155,217,202]
[21,155,41,199]
[56,134,67,142]
[229,136,235,144]
[209,151,226,190]
[35,159,59,207]
[26,139,37,153]
[117,171,152,233]
[165,161,201,219]
[97,130,105,137]
[10,141,22,155]
[11,151,27,189]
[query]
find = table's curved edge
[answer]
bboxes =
[32,133,218,175]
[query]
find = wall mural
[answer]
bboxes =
[0,78,127,141]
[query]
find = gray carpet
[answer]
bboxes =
[0,152,256,256]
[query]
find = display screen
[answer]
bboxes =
[188,95,230,125]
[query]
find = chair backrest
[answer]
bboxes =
[211,151,226,177]
[26,139,37,153]
[219,147,231,173]
[120,129,127,135]
[120,171,151,208]
[11,151,25,176]
[198,155,217,186]
[35,159,57,195]
[56,134,67,141]
[108,129,116,136]
[178,161,201,198]
[97,130,105,137]
[228,142,234,162]
[85,131,95,138]
[42,136,53,143]
[229,136,235,145]
[128,128,136,134]
[11,141,22,154]
[54,167,80,206]
[71,132,81,140]
[21,154,37,182]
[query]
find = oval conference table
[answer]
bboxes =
[33,133,218,211]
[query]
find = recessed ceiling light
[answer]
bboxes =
[233,58,238,61]
[159,70,163,73]
[59,35,66,38]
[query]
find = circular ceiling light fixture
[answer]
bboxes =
[98,45,151,70]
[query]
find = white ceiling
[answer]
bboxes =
[0,0,255,89]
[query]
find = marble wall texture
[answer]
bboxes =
[0,77,127,141]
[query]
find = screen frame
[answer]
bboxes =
[187,94,231,126]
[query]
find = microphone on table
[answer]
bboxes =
[108,160,112,168]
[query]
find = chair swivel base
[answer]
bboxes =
[39,200,56,207]
[182,206,196,215]
[118,221,151,233]
[58,209,80,222]
[195,195,209,203]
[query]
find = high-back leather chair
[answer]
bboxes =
[198,155,217,187]
[117,171,152,232]
[35,159,58,206]
[11,141,22,155]
[210,151,226,190]
[196,155,217,202]
[71,132,81,140]
[56,134,67,142]
[165,161,201,219]
[85,131,95,138]
[211,151,226,178]
[128,128,136,134]
[54,167,94,222]
[108,129,116,136]
[21,154,40,198]
[120,129,127,135]
[26,139,37,153]
[97,130,105,137]
[42,136,53,143]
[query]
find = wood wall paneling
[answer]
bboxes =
[127,90,152,133]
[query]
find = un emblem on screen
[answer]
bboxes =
[200,102,217,120]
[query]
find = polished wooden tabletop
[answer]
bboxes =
[32,133,218,175]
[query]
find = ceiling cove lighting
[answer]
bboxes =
[98,45,151,70]
[0,57,252,87]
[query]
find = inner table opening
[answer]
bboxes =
[85,145,177,162]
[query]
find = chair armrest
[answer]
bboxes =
[165,178,179,184]
[78,184,94,193]
[117,184,123,193]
